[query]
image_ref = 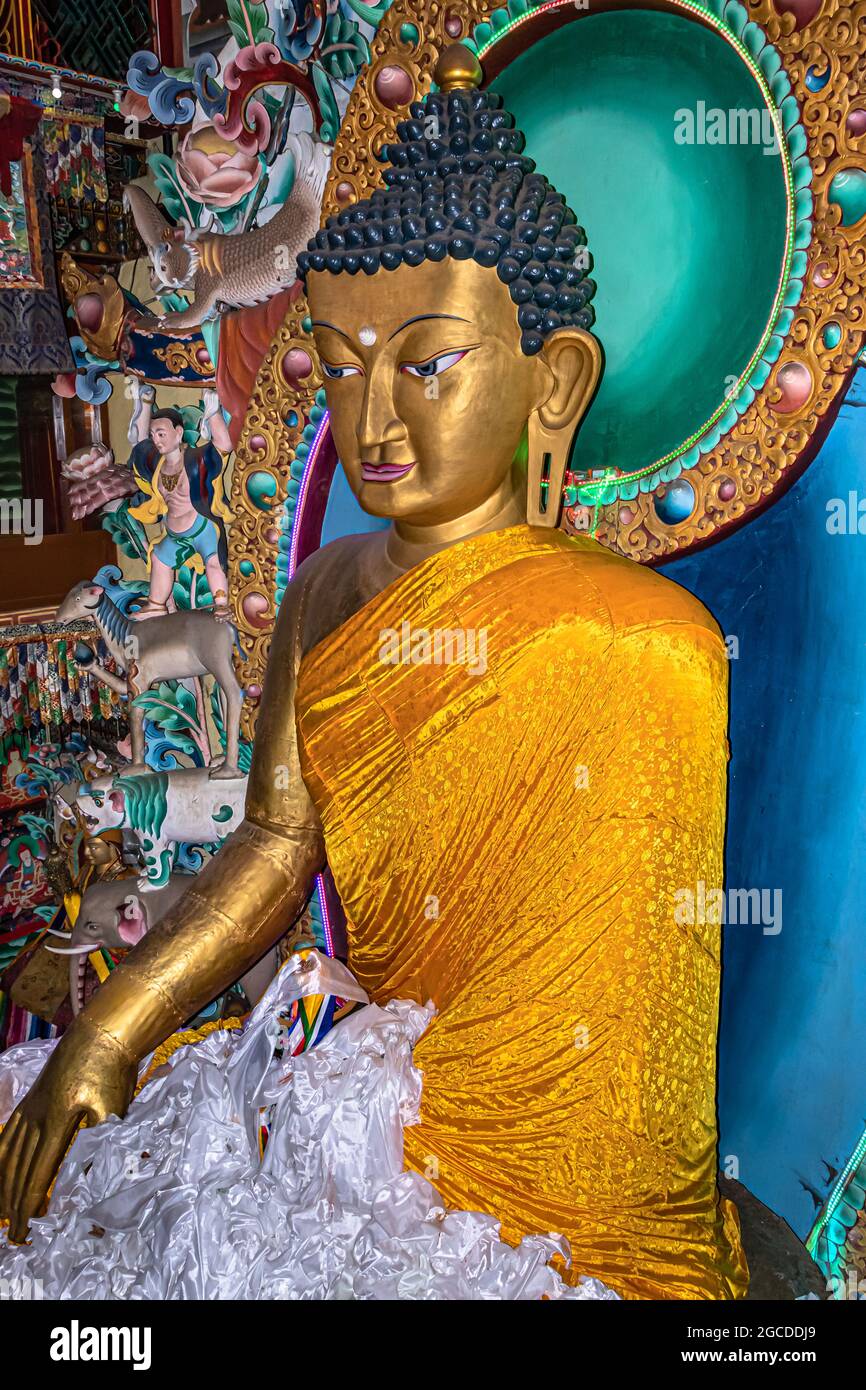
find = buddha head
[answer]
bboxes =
[300,44,602,531]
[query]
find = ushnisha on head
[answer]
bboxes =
[302,44,602,529]
[298,48,595,358]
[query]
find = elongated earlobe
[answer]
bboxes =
[526,416,572,527]
[526,329,602,527]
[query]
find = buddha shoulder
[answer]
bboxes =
[528,528,724,647]
[281,532,388,660]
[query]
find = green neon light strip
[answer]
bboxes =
[806,1121,866,1284]
[476,0,800,496]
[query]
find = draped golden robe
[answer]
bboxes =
[296,524,748,1300]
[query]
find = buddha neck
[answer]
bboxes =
[384,466,527,575]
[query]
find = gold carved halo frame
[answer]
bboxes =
[229,0,866,735]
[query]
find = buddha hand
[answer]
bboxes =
[0,1021,137,1241]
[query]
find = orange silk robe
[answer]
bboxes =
[296,524,748,1300]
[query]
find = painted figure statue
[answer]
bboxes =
[62,386,234,619]
[127,389,233,620]
[55,766,248,880]
[122,131,329,335]
[0,47,747,1299]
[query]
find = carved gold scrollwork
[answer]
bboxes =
[59,252,127,362]
[595,0,866,562]
[151,341,215,377]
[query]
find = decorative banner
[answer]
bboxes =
[0,92,40,197]
[0,149,43,290]
[41,112,108,203]
[0,621,125,744]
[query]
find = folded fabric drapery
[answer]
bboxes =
[0,949,619,1300]
[0,621,124,743]
[297,523,749,1300]
[0,97,40,200]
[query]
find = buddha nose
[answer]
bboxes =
[357,368,407,459]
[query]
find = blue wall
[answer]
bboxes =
[667,368,866,1239]
[321,461,388,547]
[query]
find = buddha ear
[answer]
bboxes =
[526,329,602,527]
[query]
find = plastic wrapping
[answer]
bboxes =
[0,951,617,1300]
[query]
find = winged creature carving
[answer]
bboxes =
[124,132,330,334]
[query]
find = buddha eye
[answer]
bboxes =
[400,349,471,379]
[321,361,363,380]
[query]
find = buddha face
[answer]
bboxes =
[307,258,599,528]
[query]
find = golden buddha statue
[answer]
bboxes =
[0,46,747,1300]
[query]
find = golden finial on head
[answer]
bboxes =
[434,42,483,94]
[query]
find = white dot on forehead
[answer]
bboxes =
[359,326,377,346]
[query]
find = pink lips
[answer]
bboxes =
[360,461,416,482]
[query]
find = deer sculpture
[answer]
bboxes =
[56,581,243,779]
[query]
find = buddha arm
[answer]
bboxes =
[73,572,325,1063]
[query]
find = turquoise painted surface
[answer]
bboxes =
[496,10,787,475]
[828,168,866,228]
[321,461,389,546]
[668,368,866,1238]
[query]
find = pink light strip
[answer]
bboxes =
[287,409,331,581]
[315,873,334,957]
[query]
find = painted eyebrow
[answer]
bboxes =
[310,320,351,341]
[388,313,471,342]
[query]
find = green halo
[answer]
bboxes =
[471,0,811,502]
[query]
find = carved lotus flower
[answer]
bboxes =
[176,126,262,209]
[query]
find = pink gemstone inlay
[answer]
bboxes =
[375,64,414,112]
[771,361,813,413]
[241,593,271,630]
[76,292,104,331]
[281,348,314,388]
[812,260,834,287]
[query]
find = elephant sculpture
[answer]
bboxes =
[48,875,277,1016]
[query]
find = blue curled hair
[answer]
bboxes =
[297,85,595,356]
